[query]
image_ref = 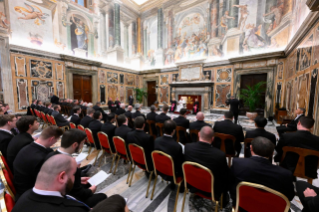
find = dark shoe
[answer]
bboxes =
[81,164,92,176]
[169,182,176,190]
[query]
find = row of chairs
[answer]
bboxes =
[31,108,69,131]
[0,152,15,212]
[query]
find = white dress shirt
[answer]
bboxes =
[33,187,63,197]
[0,128,12,135]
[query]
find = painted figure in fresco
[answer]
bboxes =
[0,11,9,30]
[263,2,284,33]
[243,24,265,52]
[220,11,235,35]
[14,3,49,25]
[233,4,249,31]
[71,14,88,50]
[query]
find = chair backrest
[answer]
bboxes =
[176,126,187,143]
[113,136,129,160]
[152,150,177,183]
[45,114,52,124]
[281,146,319,181]
[147,120,156,139]
[30,108,35,116]
[97,132,112,154]
[77,124,85,132]
[235,182,290,212]
[243,138,254,158]
[85,128,95,145]
[0,154,13,181]
[128,144,148,171]
[189,129,200,142]
[70,122,77,129]
[50,115,57,126]
[214,132,236,156]
[41,112,48,123]
[4,192,14,212]
[0,169,15,198]
[182,162,215,201]
[156,123,164,136]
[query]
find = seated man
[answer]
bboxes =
[147,105,158,135]
[35,100,44,112]
[51,105,70,128]
[88,111,103,150]
[80,108,95,128]
[245,116,276,158]
[124,105,133,128]
[173,108,190,144]
[296,181,319,212]
[185,126,229,207]
[189,112,211,131]
[12,154,90,212]
[0,115,16,158]
[276,107,305,136]
[230,137,295,206]
[93,102,108,122]
[7,116,39,172]
[132,104,146,120]
[115,103,126,116]
[101,113,116,153]
[213,112,244,157]
[155,105,171,136]
[43,102,53,115]
[70,106,82,126]
[114,114,132,142]
[13,126,63,201]
[275,116,319,178]
[127,116,154,177]
[46,129,107,207]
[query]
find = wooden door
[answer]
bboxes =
[147,81,157,106]
[240,74,267,115]
[73,74,92,103]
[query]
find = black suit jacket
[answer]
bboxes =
[189,120,211,131]
[173,116,190,143]
[0,130,14,159]
[132,111,146,120]
[70,115,81,126]
[93,105,107,122]
[287,114,304,131]
[27,106,33,115]
[245,128,277,157]
[52,111,69,127]
[226,99,240,114]
[13,142,53,201]
[101,122,116,152]
[275,130,319,178]
[115,108,126,116]
[213,120,244,154]
[154,135,184,177]
[114,125,132,142]
[7,132,34,172]
[50,95,60,104]
[155,113,171,123]
[12,190,89,212]
[185,142,229,199]
[147,112,158,135]
[80,116,94,128]
[127,130,154,171]
[230,157,295,204]
[88,120,103,149]
[125,111,132,119]
[43,108,53,115]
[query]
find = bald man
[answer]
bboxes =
[115,103,126,116]
[189,112,212,141]
[184,126,230,207]
[125,105,134,128]
[12,154,90,212]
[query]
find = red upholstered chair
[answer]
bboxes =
[77,125,85,131]
[4,192,15,212]
[45,114,52,125]
[97,132,116,170]
[50,115,69,132]
[85,128,100,164]
[214,132,237,167]
[30,108,35,116]
[0,169,15,199]
[41,112,50,129]
[155,123,164,137]
[128,144,153,197]
[112,136,131,183]
[0,152,13,181]
[235,182,290,212]
[151,151,183,212]
[181,162,222,212]
[70,122,77,129]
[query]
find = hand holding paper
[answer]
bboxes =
[87,171,110,187]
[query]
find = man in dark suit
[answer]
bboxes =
[50,93,60,104]
[213,111,244,157]
[93,102,108,122]
[296,181,319,212]
[13,126,63,201]
[70,106,82,126]
[35,100,44,112]
[173,108,190,144]
[147,105,158,136]
[52,105,70,128]
[189,112,211,131]
[129,95,134,106]
[185,126,229,207]
[132,104,146,120]
[115,103,126,116]
[12,154,90,212]
[88,111,103,150]
[276,107,305,137]
[46,129,107,207]
[0,115,17,158]
[27,99,37,115]
[80,108,95,128]
[43,102,53,115]
[275,116,319,178]
[245,116,276,158]
[101,113,116,153]
[127,116,154,177]
[226,96,240,124]
[7,116,39,172]
[125,106,134,128]
[155,105,171,137]
[230,137,295,206]
[114,114,132,142]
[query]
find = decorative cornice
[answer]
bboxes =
[228,51,285,63]
[10,44,62,60]
[60,55,103,66]
[307,0,319,11]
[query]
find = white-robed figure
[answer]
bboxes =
[176,97,185,112]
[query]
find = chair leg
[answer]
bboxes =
[109,154,116,173]
[129,165,136,187]
[173,183,181,212]
[98,150,105,167]
[126,163,133,184]
[150,175,158,200]
[145,171,153,198]
[93,150,101,166]
[113,155,121,175]
[181,187,187,212]
[220,193,223,210]
[215,201,219,212]
[86,146,92,159]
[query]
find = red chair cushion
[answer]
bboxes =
[98,133,110,150]
[70,123,76,129]
[183,163,212,193]
[85,130,95,145]
[1,156,13,180]
[3,169,16,195]
[113,138,128,159]
[4,193,14,212]
[152,152,173,177]
[129,145,146,170]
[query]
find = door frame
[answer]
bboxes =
[143,76,159,106]
[147,81,157,106]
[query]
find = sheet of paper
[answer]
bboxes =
[75,152,88,164]
[88,171,110,186]
[179,142,185,154]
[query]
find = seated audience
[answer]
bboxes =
[125,106,133,128]
[296,181,319,212]
[127,116,154,177]
[173,108,190,144]
[101,113,116,153]
[50,93,59,104]
[7,116,38,172]
[27,99,37,115]
[88,111,103,150]
[87,103,93,108]
[245,116,276,157]
[12,154,90,212]
[0,115,17,158]
[91,194,128,212]
[230,137,295,205]
[185,126,229,207]
[276,107,305,137]
[4,104,10,114]
[114,114,132,142]
[43,102,53,115]
[155,104,171,123]
[46,129,107,207]
[189,112,211,131]
[80,108,95,128]
[107,98,116,113]
[132,104,146,120]
[93,102,107,122]
[13,126,63,201]
[52,105,70,128]
[147,105,158,135]
[213,112,244,157]
[35,100,44,112]
[275,116,319,178]
[70,106,82,126]
[11,114,22,135]
[115,103,126,116]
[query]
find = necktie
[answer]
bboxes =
[65,195,91,209]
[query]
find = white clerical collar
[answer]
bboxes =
[57,149,72,157]
[74,113,79,116]
[295,114,303,120]
[164,134,173,138]
[34,141,46,149]
[0,129,12,135]
[33,187,63,197]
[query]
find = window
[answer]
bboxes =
[72,0,87,7]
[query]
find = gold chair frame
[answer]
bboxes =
[40,112,49,129]
[0,169,14,200]
[189,129,200,142]
[70,122,77,129]
[0,191,7,212]
[85,128,100,165]
[97,132,116,171]
[50,115,69,132]
[147,120,156,140]
[176,126,187,143]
